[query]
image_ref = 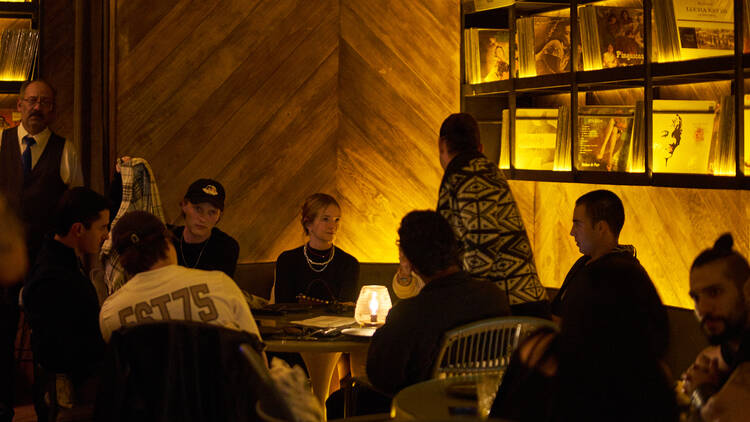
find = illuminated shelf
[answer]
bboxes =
[461,0,749,190]
[0,1,36,17]
[0,0,38,92]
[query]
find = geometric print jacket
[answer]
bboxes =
[437,150,546,305]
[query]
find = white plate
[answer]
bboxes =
[341,327,376,337]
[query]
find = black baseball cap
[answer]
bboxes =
[184,179,225,211]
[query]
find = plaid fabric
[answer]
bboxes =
[100,158,165,294]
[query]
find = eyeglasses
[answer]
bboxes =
[22,97,54,108]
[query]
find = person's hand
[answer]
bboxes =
[115,156,131,173]
[682,347,724,396]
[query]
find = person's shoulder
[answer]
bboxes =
[210,227,238,246]
[277,246,303,261]
[333,246,358,263]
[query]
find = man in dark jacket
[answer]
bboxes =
[367,210,510,396]
[23,187,110,419]
[550,189,639,320]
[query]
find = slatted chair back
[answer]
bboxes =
[432,316,557,379]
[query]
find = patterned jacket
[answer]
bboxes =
[437,150,546,306]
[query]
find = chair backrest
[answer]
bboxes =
[94,322,267,422]
[432,316,557,379]
[234,262,276,300]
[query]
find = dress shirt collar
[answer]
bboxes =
[17,124,51,152]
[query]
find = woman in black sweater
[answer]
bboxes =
[274,193,359,304]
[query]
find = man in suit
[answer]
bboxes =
[0,79,82,421]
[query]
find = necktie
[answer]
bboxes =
[22,135,36,178]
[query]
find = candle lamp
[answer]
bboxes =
[354,285,392,327]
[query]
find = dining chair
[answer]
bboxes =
[94,321,267,422]
[432,316,557,379]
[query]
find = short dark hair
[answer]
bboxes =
[112,211,171,275]
[691,233,750,291]
[53,187,110,236]
[397,210,461,277]
[439,113,481,154]
[575,190,625,237]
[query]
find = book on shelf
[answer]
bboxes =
[652,99,716,174]
[0,28,38,81]
[517,16,572,77]
[500,106,570,170]
[578,6,644,70]
[704,96,736,176]
[576,106,637,172]
[653,0,738,62]
[464,28,511,84]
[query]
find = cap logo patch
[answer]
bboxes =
[202,185,218,196]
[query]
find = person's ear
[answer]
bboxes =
[71,222,84,237]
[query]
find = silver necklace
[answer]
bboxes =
[304,243,335,273]
[180,231,209,268]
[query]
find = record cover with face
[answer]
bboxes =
[652,101,716,174]
[576,107,634,172]
[532,17,571,75]
[595,7,644,68]
[478,29,510,83]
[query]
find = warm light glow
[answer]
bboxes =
[355,285,392,326]
[368,292,378,316]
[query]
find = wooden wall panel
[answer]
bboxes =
[337,0,459,261]
[114,0,340,262]
[113,0,459,264]
[41,0,74,151]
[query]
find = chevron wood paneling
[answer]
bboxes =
[113,0,459,264]
[508,181,750,308]
[114,0,341,262]
[337,0,459,260]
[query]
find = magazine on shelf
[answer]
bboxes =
[652,100,716,174]
[517,16,572,77]
[579,6,644,70]
[629,102,646,173]
[576,106,636,172]
[500,106,569,170]
[653,0,735,62]
[464,28,511,84]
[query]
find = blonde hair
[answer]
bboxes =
[301,193,340,235]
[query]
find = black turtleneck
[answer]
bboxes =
[274,244,359,303]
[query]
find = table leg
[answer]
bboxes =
[300,351,342,416]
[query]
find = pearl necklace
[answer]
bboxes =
[304,243,335,273]
[180,232,209,269]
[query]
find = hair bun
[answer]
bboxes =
[713,233,733,252]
